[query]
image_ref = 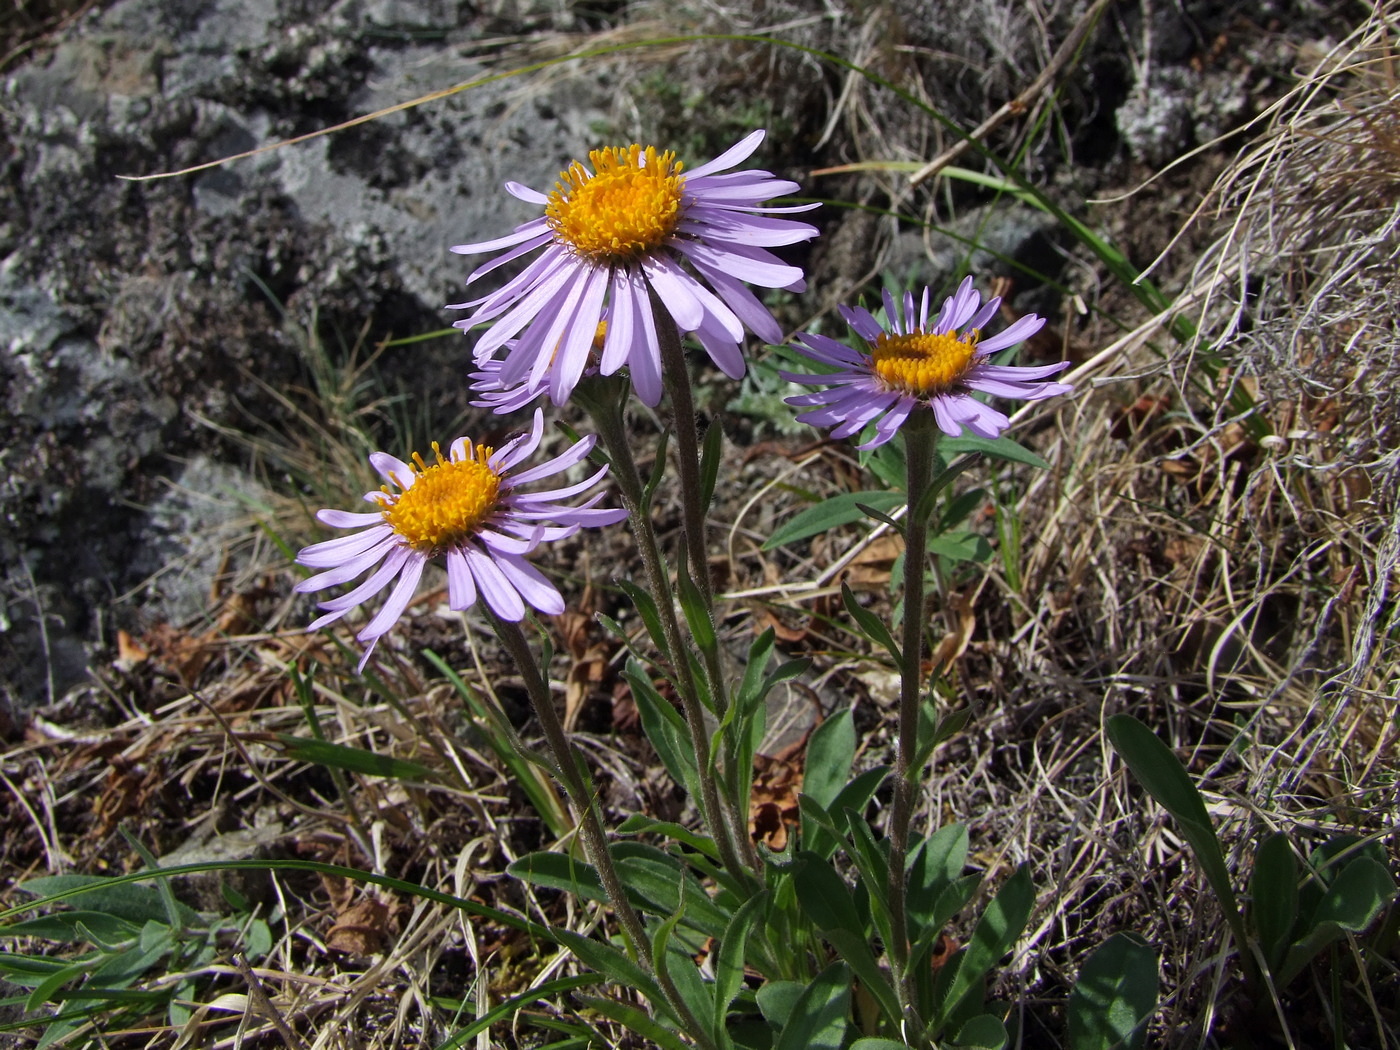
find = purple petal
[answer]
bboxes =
[975,313,1047,353]
[972,360,1071,382]
[296,536,399,592]
[445,548,477,610]
[317,508,385,528]
[684,129,766,179]
[450,231,553,293]
[601,267,642,375]
[948,395,1010,438]
[370,453,416,490]
[674,240,801,289]
[964,297,1000,333]
[629,301,663,406]
[494,409,546,472]
[451,220,550,257]
[297,526,396,569]
[689,261,783,343]
[465,546,525,621]
[356,552,426,644]
[493,554,565,616]
[855,398,916,449]
[505,181,549,205]
[311,546,413,619]
[641,255,705,331]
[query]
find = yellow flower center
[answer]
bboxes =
[546,145,685,261]
[380,443,501,552]
[870,329,980,396]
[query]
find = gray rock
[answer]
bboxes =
[0,0,611,706]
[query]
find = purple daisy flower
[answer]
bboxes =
[782,277,1073,449]
[469,318,610,415]
[448,129,818,407]
[295,409,627,670]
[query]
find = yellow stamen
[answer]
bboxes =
[870,329,980,396]
[379,443,501,552]
[546,145,685,261]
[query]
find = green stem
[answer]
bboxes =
[574,373,757,884]
[652,306,734,716]
[486,613,718,1050]
[651,306,762,874]
[886,415,937,1013]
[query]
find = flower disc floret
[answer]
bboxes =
[870,330,979,396]
[449,129,819,407]
[295,410,628,671]
[547,146,684,261]
[781,278,1073,449]
[381,444,500,552]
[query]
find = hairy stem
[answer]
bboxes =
[487,612,718,1050]
[886,414,937,1011]
[653,305,761,873]
[575,373,756,884]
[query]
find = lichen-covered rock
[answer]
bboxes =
[0,0,610,707]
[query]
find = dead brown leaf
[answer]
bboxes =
[326,898,391,956]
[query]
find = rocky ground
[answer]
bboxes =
[0,0,1338,715]
[2,1,1393,1046]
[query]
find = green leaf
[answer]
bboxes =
[613,845,730,940]
[950,1014,1008,1050]
[25,962,90,1013]
[734,629,777,718]
[793,852,863,938]
[1067,932,1158,1050]
[700,420,724,510]
[841,584,901,662]
[1105,715,1244,946]
[927,531,992,565]
[938,435,1049,470]
[677,550,718,658]
[911,874,980,971]
[651,895,711,1037]
[773,961,852,1050]
[625,660,701,802]
[615,815,721,862]
[553,930,664,1012]
[852,1041,914,1050]
[1248,833,1298,976]
[939,489,988,531]
[507,852,605,903]
[615,580,671,658]
[1278,856,1397,985]
[907,825,970,933]
[839,812,892,946]
[714,893,767,1038]
[802,709,855,811]
[763,492,906,550]
[274,735,436,781]
[19,876,199,927]
[642,425,672,513]
[822,927,901,1026]
[429,974,602,1050]
[7,859,550,939]
[801,767,888,863]
[576,994,691,1050]
[0,911,143,945]
[0,953,77,983]
[934,864,1033,1027]
[756,981,805,1032]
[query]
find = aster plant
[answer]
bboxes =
[294,409,626,671]
[782,276,1072,448]
[783,278,1072,1022]
[449,129,818,407]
